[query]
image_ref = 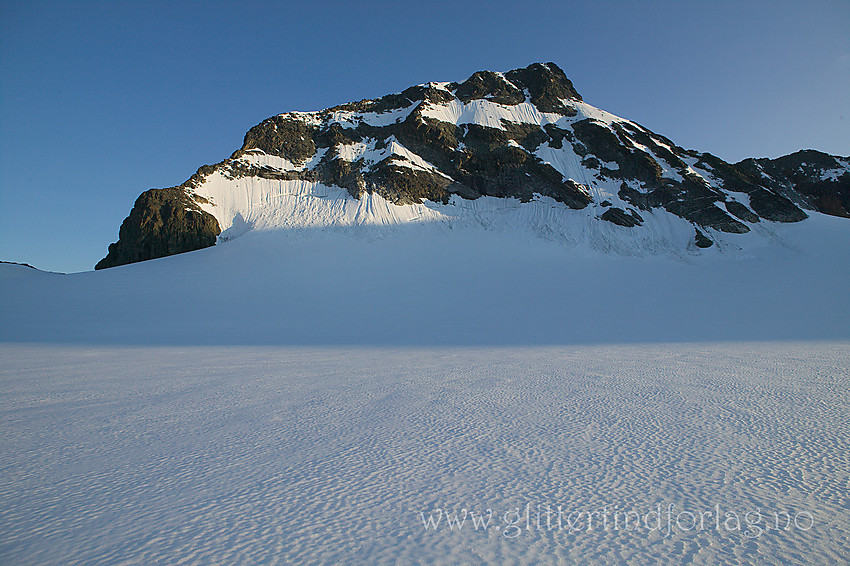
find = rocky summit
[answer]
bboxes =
[96,62,850,269]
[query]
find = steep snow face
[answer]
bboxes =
[192,174,447,240]
[419,99,562,128]
[418,97,625,129]
[292,103,419,129]
[190,165,746,259]
[191,170,811,262]
[236,147,328,172]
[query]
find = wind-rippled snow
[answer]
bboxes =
[1,343,848,565]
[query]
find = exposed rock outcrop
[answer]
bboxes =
[737,150,850,218]
[95,188,220,270]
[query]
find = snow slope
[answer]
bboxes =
[2,213,850,565]
[3,212,850,346]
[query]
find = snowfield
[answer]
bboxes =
[2,343,848,565]
[2,213,850,565]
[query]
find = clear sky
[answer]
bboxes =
[1,0,848,273]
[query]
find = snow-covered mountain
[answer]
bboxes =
[95,62,849,269]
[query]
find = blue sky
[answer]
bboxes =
[1,0,848,273]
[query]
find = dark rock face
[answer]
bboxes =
[454,71,525,106]
[241,116,318,164]
[724,200,760,223]
[737,150,850,218]
[571,119,808,231]
[447,127,591,208]
[659,181,750,234]
[95,188,220,270]
[504,62,582,112]
[694,229,713,248]
[746,187,808,222]
[601,207,643,227]
[365,165,452,206]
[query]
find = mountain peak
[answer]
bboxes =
[449,62,583,111]
[504,62,583,108]
[95,63,848,269]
